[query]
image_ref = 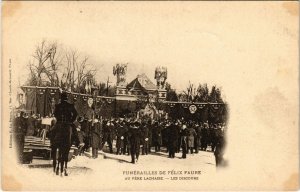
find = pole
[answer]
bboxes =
[106,76,109,96]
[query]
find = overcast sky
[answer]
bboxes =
[3,1,298,102]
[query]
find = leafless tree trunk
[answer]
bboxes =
[28,40,62,86]
[63,49,96,92]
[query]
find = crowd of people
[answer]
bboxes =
[13,110,227,166]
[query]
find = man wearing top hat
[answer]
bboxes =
[128,121,142,164]
[167,121,179,158]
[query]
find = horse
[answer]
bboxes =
[50,122,74,176]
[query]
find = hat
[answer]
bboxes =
[61,92,68,101]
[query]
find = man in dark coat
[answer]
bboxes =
[13,111,28,164]
[180,124,188,159]
[214,126,225,167]
[147,121,153,153]
[52,92,78,175]
[74,118,85,155]
[52,92,78,145]
[81,106,94,153]
[102,120,114,153]
[152,122,162,152]
[194,123,201,154]
[116,120,127,155]
[211,124,218,152]
[26,114,35,136]
[128,121,142,164]
[187,125,197,154]
[141,122,150,155]
[175,121,181,153]
[200,123,209,151]
[91,118,101,158]
[167,122,179,158]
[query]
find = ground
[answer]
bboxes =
[26,146,216,174]
[19,147,217,190]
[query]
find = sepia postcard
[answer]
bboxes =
[1,1,299,191]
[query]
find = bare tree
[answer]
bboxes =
[62,49,96,92]
[26,40,98,92]
[27,40,62,86]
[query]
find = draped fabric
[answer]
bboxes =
[25,88,36,114]
[167,103,227,123]
[22,86,228,122]
[36,91,45,116]
[208,104,228,123]
[74,96,87,117]
[45,89,60,116]
[24,87,60,116]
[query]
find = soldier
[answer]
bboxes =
[128,121,142,164]
[180,124,188,159]
[13,111,28,164]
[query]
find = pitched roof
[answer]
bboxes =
[127,73,157,91]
